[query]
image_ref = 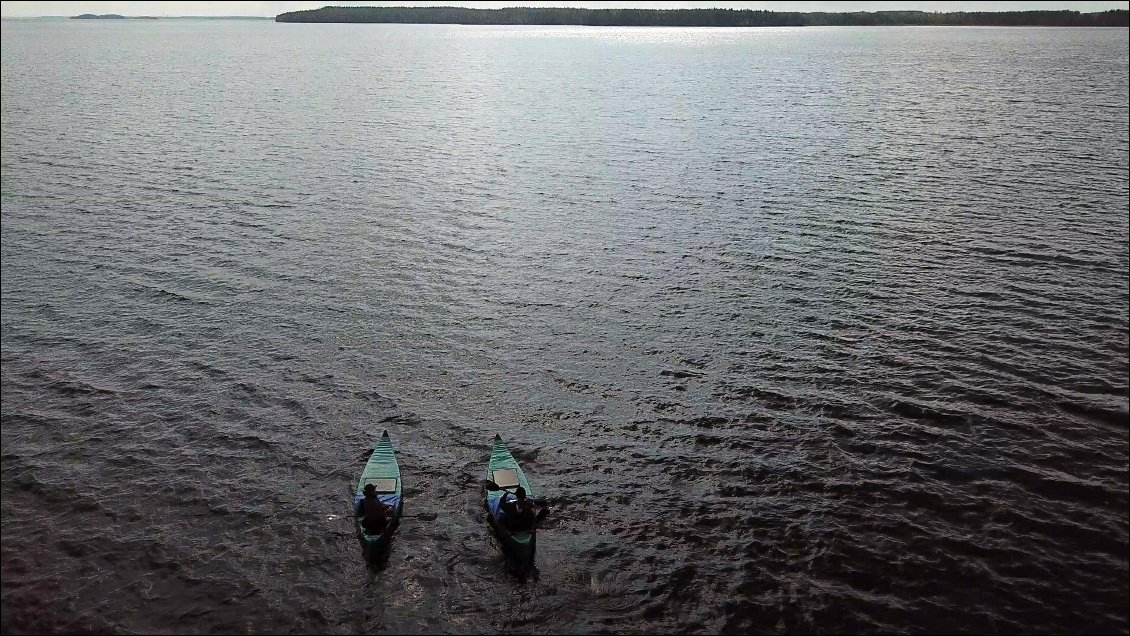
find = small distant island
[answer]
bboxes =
[275,6,1129,27]
[71,13,127,20]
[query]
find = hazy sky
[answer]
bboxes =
[1,0,1127,17]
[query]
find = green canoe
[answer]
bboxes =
[354,430,402,561]
[486,434,537,563]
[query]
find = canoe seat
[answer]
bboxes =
[492,469,520,488]
[363,478,397,493]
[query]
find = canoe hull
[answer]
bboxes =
[354,431,402,562]
[356,498,403,561]
[485,435,537,564]
[487,513,536,562]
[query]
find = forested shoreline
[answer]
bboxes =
[275,6,1129,27]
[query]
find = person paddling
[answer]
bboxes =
[357,483,395,534]
[499,485,540,532]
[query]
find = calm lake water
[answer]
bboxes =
[1,19,1127,635]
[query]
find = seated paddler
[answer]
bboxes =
[356,483,395,534]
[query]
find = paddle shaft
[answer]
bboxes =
[483,480,548,506]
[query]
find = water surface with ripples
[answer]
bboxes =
[2,20,1128,634]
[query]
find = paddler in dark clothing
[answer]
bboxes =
[499,485,540,532]
[357,483,395,534]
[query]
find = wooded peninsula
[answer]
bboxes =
[275,7,1129,27]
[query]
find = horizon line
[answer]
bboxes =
[11,7,1128,19]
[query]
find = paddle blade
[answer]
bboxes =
[482,479,502,491]
[535,507,549,523]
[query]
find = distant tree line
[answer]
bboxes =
[275,6,1129,27]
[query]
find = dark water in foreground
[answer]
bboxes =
[2,21,1128,634]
